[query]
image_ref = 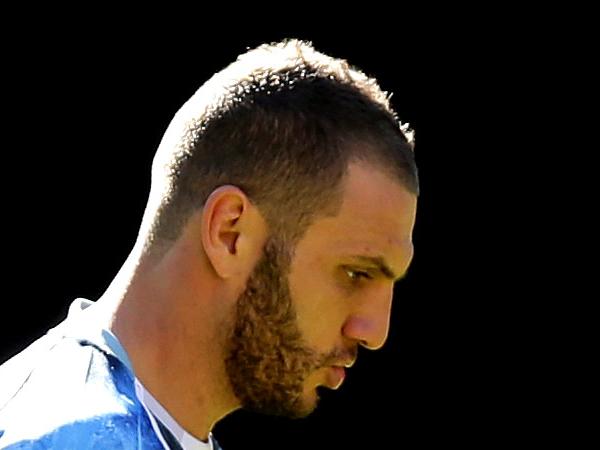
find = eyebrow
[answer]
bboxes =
[346,255,409,282]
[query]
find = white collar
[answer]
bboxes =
[135,377,214,450]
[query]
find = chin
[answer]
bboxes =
[295,385,321,417]
[292,396,319,419]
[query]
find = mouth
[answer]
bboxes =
[319,351,356,388]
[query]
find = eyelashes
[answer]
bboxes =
[344,269,373,282]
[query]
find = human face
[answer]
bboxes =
[224,235,349,418]
[224,161,417,418]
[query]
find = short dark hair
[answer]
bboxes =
[142,39,418,259]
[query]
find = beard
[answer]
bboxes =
[224,236,347,418]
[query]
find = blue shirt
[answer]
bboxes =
[0,299,221,450]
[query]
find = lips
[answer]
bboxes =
[327,365,346,389]
[322,351,356,388]
[340,359,356,369]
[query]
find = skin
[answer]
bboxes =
[97,160,417,441]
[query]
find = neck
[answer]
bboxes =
[102,244,240,441]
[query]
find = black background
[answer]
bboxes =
[0,25,535,449]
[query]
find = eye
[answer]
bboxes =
[345,269,373,282]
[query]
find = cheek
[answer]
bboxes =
[288,265,346,347]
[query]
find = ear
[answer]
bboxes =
[201,185,267,279]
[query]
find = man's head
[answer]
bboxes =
[126,39,418,420]
[138,39,418,262]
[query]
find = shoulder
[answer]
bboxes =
[0,336,162,449]
[0,413,164,449]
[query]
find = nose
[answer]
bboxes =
[341,284,394,350]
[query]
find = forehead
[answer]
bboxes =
[299,161,417,271]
